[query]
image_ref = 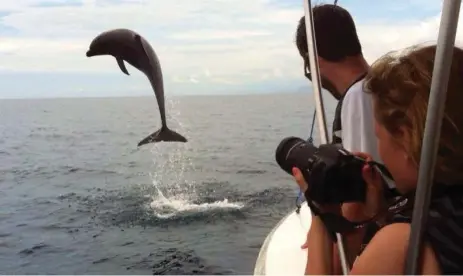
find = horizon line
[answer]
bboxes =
[0,90,313,101]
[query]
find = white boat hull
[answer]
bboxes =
[254,203,312,275]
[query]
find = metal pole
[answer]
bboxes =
[303,0,329,143]
[404,0,461,274]
[302,0,349,274]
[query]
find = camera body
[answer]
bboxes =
[275,136,372,204]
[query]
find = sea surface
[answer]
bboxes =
[0,93,337,275]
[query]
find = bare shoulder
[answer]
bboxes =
[350,223,441,275]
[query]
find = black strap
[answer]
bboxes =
[307,193,411,242]
[305,198,340,241]
[331,72,367,145]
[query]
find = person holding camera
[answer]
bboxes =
[291,45,463,274]
[295,4,385,270]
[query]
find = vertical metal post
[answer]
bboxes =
[303,0,329,143]
[302,0,349,274]
[404,0,461,274]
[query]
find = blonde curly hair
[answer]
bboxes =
[364,45,463,184]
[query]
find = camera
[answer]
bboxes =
[275,136,392,204]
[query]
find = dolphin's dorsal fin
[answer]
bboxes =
[116,57,130,75]
[134,34,149,57]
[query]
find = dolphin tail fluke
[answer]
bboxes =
[137,127,188,147]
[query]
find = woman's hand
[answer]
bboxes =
[338,152,386,224]
[292,167,342,215]
[352,152,386,219]
[293,151,387,247]
[291,150,386,221]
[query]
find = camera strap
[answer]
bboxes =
[304,190,413,242]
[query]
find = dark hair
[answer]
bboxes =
[295,4,362,62]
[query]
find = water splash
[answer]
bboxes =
[149,197,245,219]
[148,95,196,198]
[147,96,244,218]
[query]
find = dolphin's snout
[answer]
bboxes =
[86,50,92,57]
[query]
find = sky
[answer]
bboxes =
[0,0,461,99]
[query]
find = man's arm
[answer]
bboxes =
[340,83,380,161]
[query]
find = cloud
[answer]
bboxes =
[168,30,274,41]
[30,0,83,8]
[0,0,461,98]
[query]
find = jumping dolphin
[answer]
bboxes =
[85,28,187,147]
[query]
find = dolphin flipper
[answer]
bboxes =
[137,127,187,147]
[116,57,130,75]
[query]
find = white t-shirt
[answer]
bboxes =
[341,79,396,189]
[340,78,381,162]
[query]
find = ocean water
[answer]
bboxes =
[0,93,337,275]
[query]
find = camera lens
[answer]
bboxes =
[275,137,306,174]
